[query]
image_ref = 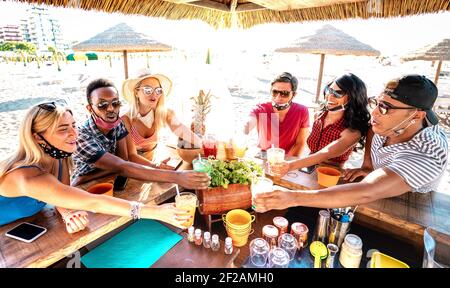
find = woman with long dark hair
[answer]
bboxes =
[270,73,371,176]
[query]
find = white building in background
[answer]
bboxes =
[21,6,68,52]
[0,25,23,42]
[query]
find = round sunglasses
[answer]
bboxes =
[137,86,163,96]
[368,97,418,115]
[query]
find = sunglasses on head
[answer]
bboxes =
[368,97,418,115]
[37,99,68,111]
[93,100,122,110]
[324,85,345,98]
[271,89,292,98]
[138,86,163,96]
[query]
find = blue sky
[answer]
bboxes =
[0,0,449,56]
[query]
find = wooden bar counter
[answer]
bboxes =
[266,169,450,250]
[0,176,178,268]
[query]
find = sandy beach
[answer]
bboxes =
[0,53,449,193]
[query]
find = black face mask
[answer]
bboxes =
[38,134,72,159]
[272,100,292,111]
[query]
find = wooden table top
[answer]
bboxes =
[266,168,450,250]
[0,176,178,268]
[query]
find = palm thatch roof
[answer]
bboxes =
[72,23,171,52]
[275,24,380,101]
[401,39,450,61]
[17,0,450,29]
[275,24,380,56]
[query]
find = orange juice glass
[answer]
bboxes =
[175,192,197,228]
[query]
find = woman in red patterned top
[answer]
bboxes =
[270,73,371,176]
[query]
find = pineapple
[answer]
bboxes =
[190,89,212,137]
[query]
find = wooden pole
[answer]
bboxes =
[315,54,325,103]
[434,60,442,85]
[123,50,129,79]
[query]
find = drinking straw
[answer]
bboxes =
[175,184,180,198]
[198,154,201,161]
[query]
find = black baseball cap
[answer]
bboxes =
[271,72,298,92]
[384,74,438,125]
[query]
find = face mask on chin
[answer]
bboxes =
[272,100,292,111]
[326,102,348,113]
[38,135,72,159]
[91,109,121,131]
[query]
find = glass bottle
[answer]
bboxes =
[194,228,203,246]
[203,231,211,249]
[211,234,220,251]
[187,226,195,243]
[224,237,233,255]
[339,234,363,268]
[325,243,339,268]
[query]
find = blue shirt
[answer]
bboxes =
[72,116,128,180]
[0,160,62,226]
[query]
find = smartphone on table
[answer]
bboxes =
[299,165,316,174]
[5,222,47,243]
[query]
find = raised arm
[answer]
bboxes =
[255,167,411,211]
[0,169,190,228]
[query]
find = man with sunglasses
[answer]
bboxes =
[71,78,210,190]
[244,72,309,156]
[255,75,448,211]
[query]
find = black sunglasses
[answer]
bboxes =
[368,97,418,115]
[271,89,292,98]
[324,85,345,98]
[37,100,68,112]
[92,100,122,110]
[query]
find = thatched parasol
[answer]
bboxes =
[72,23,171,78]
[18,0,450,29]
[401,39,450,85]
[275,24,380,102]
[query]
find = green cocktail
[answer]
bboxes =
[192,158,212,174]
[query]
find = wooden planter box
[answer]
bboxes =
[196,184,251,215]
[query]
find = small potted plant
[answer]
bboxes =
[196,158,263,215]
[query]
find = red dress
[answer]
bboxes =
[306,111,354,164]
[251,102,309,152]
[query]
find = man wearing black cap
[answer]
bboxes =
[244,72,310,156]
[254,75,448,210]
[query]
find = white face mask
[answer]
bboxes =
[137,110,154,128]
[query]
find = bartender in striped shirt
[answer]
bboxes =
[254,74,448,210]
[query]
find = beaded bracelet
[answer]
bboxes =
[130,201,143,220]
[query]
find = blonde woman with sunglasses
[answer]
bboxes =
[121,71,202,164]
[0,102,192,233]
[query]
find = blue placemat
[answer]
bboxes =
[81,219,183,268]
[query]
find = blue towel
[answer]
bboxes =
[81,219,183,268]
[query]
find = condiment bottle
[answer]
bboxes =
[211,234,220,251]
[273,216,289,235]
[203,231,211,249]
[339,234,363,268]
[187,226,195,243]
[290,222,309,250]
[194,228,203,246]
[262,225,279,249]
[224,237,233,254]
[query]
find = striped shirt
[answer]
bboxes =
[371,124,448,193]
